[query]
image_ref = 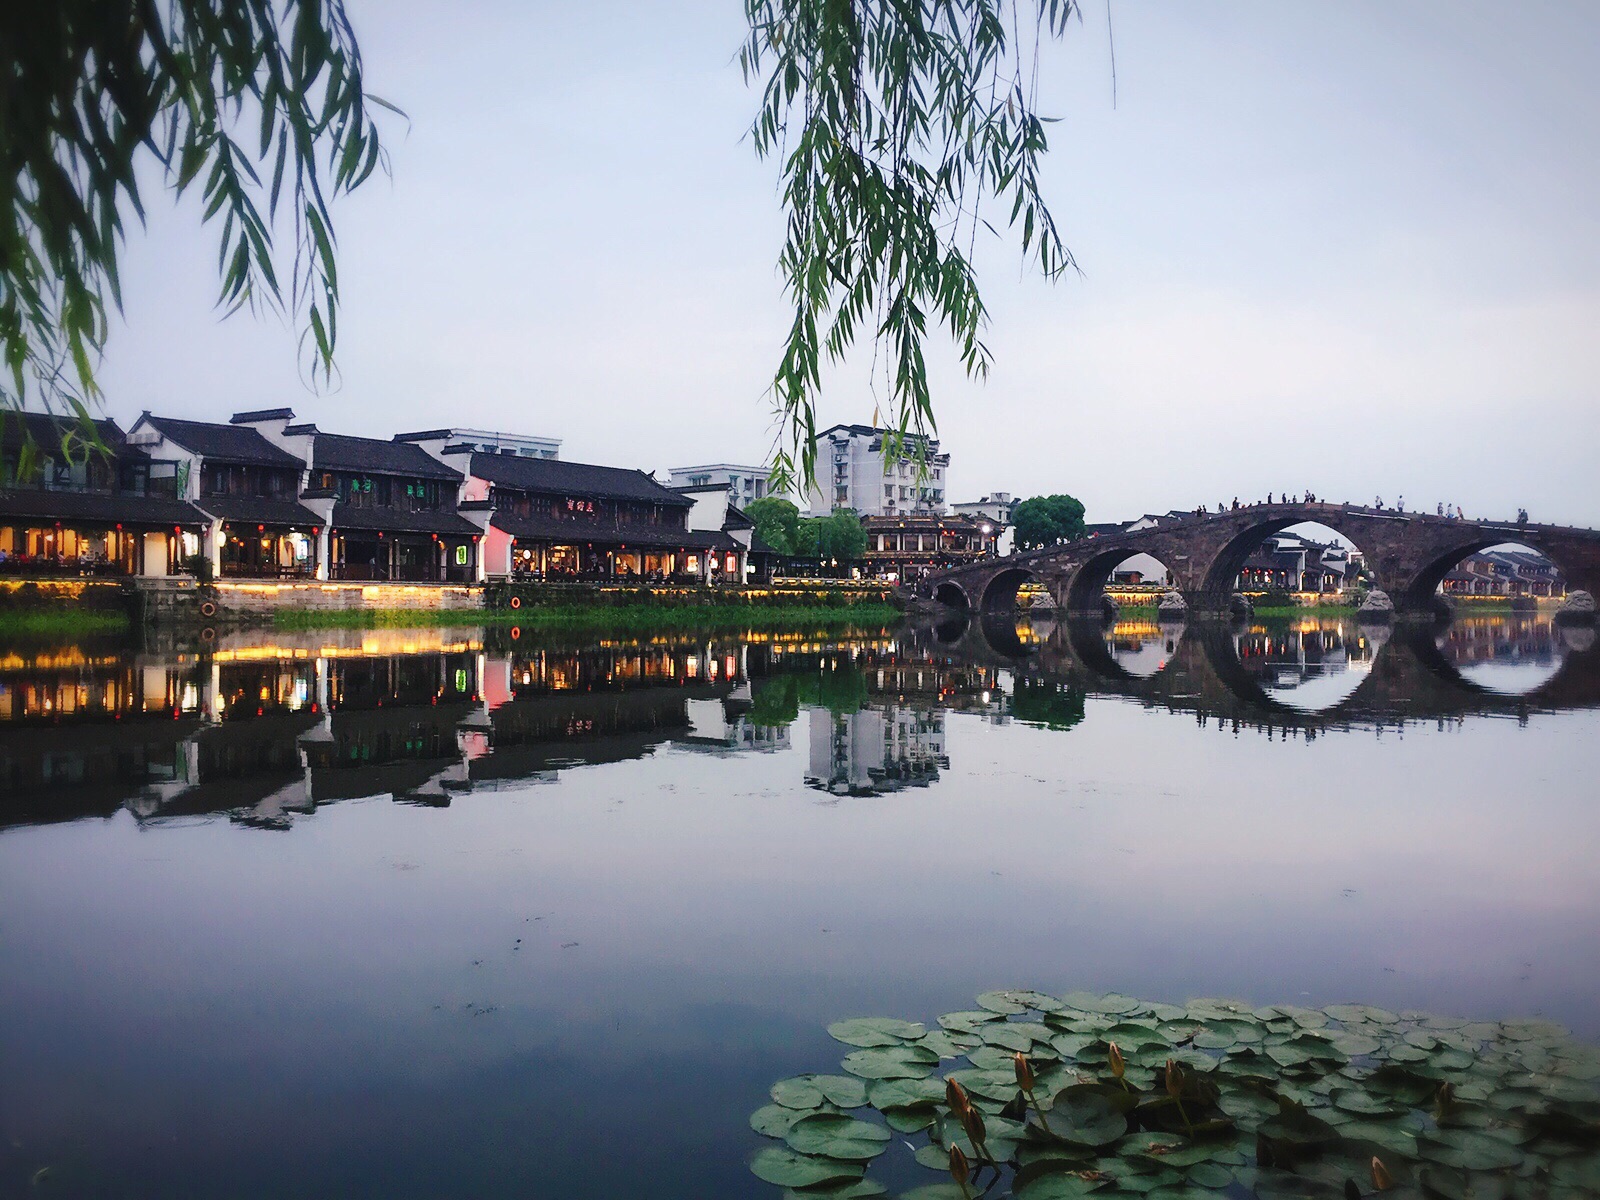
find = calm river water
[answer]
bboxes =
[1,613,1596,1198]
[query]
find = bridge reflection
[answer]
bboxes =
[922,610,1597,729]
[1,614,1593,825]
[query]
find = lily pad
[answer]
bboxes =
[786,1113,892,1162]
[753,1104,811,1138]
[976,990,1030,1015]
[866,1077,945,1109]
[1417,1129,1523,1171]
[751,1147,864,1188]
[781,1182,886,1200]
[939,1009,1002,1033]
[842,1046,938,1080]
[772,1076,828,1109]
[828,1017,926,1047]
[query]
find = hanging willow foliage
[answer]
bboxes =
[740,0,1079,494]
[0,0,397,461]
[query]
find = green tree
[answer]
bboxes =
[819,508,868,564]
[744,496,801,556]
[3,1,395,440]
[741,1,1078,491]
[1011,493,1086,550]
[792,517,821,559]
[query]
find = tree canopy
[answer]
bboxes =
[8,2,1077,490]
[2,0,395,451]
[1011,492,1086,550]
[745,496,803,555]
[744,495,867,565]
[741,1,1077,491]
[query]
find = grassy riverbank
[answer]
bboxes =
[273,602,903,634]
[0,609,131,638]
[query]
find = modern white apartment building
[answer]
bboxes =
[803,424,949,517]
[440,429,561,460]
[667,463,779,506]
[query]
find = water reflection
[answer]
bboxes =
[2,614,1598,1199]
[2,613,1595,832]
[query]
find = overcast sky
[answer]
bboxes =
[96,1,1598,526]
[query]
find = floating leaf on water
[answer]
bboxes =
[753,1103,811,1138]
[1185,1161,1235,1188]
[780,1180,887,1200]
[1014,1170,1113,1199]
[883,1105,936,1133]
[1325,1004,1399,1026]
[939,1009,1003,1033]
[828,1017,927,1047]
[898,1184,970,1200]
[976,990,1031,1015]
[772,1076,827,1109]
[866,1077,944,1110]
[982,1024,1036,1053]
[785,1113,892,1162]
[810,1075,871,1108]
[841,1047,937,1080]
[750,1147,864,1188]
[1416,1129,1523,1172]
[1330,1032,1383,1057]
[917,1030,977,1059]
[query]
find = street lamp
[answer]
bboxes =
[980,522,993,556]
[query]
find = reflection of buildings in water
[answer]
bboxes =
[1104,619,1182,678]
[0,637,786,830]
[1232,621,1373,693]
[805,705,948,797]
[1436,617,1567,695]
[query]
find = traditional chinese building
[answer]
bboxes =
[394,432,745,581]
[1,412,206,577]
[858,513,995,582]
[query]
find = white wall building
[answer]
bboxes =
[667,463,779,507]
[803,424,949,517]
[432,428,561,460]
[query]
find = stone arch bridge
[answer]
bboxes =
[918,503,1600,616]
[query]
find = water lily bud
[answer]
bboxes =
[1164,1058,1183,1098]
[961,1102,987,1147]
[1108,1042,1126,1080]
[1371,1156,1394,1191]
[1014,1052,1036,1091]
[1435,1081,1455,1115]
[946,1077,972,1117]
[948,1144,970,1186]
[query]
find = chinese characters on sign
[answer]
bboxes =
[565,498,596,514]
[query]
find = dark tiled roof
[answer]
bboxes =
[723,505,754,530]
[330,503,480,536]
[195,496,324,527]
[0,488,207,526]
[229,408,295,424]
[2,411,127,451]
[470,453,691,506]
[142,415,303,467]
[489,511,735,550]
[312,433,462,480]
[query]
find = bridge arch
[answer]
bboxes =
[1065,546,1176,613]
[1199,517,1371,602]
[932,580,970,611]
[1403,538,1563,610]
[978,567,1037,612]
